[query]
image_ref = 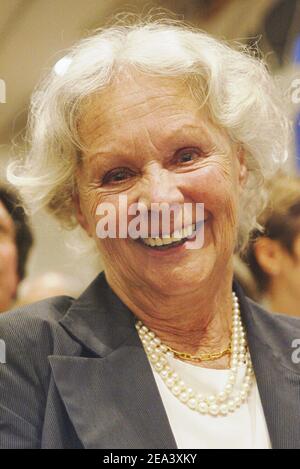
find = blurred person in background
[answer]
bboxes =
[0,185,33,312]
[245,175,300,317]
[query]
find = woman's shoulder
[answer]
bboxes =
[0,271,112,362]
[0,295,82,369]
[0,295,74,344]
[244,296,300,372]
[0,295,80,448]
[1,294,74,322]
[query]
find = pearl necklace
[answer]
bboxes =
[135,292,254,417]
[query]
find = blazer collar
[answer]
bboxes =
[50,274,300,449]
[50,272,177,449]
[58,271,137,358]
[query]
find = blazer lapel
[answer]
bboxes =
[247,343,300,449]
[49,273,177,449]
[48,273,300,449]
[235,282,300,449]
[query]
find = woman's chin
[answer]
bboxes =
[139,256,216,295]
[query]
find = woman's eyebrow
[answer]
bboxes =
[88,124,211,160]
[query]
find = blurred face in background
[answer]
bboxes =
[254,228,300,317]
[0,201,19,312]
[276,233,300,305]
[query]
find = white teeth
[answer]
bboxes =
[162,237,173,245]
[173,230,182,240]
[141,223,197,247]
[182,225,193,238]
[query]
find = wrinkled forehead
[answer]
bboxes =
[77,71,208,151]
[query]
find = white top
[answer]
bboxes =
[150,356,272,449]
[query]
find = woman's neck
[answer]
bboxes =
[105,268,234,368]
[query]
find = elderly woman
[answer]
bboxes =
[0,19,299,450]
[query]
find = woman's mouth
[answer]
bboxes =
[136,221,204,251]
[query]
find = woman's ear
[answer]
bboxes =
[254,237,283,277]
[72,187,93,238]
[237,146,248,187]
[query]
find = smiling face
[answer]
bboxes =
[75,72,247,295]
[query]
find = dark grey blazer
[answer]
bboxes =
[0,271,300,449]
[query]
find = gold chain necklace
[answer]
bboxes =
[136,292,254,417]
[163,341,232,363]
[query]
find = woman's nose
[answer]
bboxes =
[138,165,184,209]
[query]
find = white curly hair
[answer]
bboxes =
[7,15,291,251]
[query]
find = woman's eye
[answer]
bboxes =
[176,149,202,164]
[179,152,194,163]
[102,168,135,184]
